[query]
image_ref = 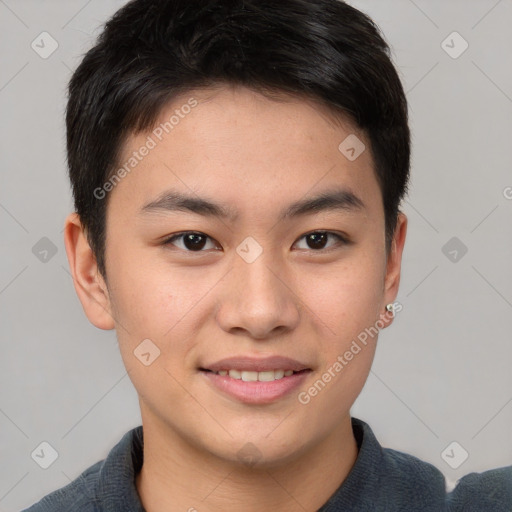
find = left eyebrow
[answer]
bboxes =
[139,187,366,221]
[279,188,366,220]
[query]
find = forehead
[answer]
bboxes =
[109,85,380,221]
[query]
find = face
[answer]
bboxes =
[67,85,406,467]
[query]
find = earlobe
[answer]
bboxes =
[63,212,116,330]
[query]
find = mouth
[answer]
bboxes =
[199,356,312,404]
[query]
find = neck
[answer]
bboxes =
[135,414,358,512]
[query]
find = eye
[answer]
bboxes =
[162,230,349,253]
[294,231,349,251]
[162,231,219,252]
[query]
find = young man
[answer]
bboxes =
[24,0,511,510]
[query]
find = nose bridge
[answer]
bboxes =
[216,239,300,338]
[235,241,286,306]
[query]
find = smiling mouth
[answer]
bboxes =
[200,368,310,382]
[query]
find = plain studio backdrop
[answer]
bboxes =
[0,1,511,510]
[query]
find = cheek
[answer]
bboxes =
[108,266,194,401]
[107,256,217,368]
[106,247,178,327]
[298,254,385,336]
[297,252,384,405]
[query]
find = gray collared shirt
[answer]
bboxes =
[23,418,512,511]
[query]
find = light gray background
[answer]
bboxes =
[1,0,511,510]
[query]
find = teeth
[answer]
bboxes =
[241,371,258,382]
[217,369,296,381]
[258,371,275,382]
[229,369,241,379]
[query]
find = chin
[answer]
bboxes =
[211,429,314,469]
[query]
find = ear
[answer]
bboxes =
[379,212,407,328]
[63,212,115,330]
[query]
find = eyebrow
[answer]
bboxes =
[140,187,365,221]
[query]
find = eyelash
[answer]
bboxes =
[161,230,350,253]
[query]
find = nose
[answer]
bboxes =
[215,248,301,340]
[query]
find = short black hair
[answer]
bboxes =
[66,0,410,280]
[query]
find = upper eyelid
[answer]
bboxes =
[164,232,220,250]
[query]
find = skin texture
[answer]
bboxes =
[64,85,407,512]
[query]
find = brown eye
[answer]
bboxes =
[306,232,328,250]
[163,232,218,252]
[294,231,348,251]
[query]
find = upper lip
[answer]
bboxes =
[201,356,311,373]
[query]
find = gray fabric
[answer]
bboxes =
[22,418,512,511]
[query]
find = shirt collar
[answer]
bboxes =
[318,417,385,510]
[96,425,145,511]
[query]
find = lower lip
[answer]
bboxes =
[201,370,311,404]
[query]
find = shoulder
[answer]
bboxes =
[344,418,447,511]
[349,419,512,511]
[21,425,144,512]
[446,465,512,511]
[371,447,512,511]
[378,445,447,510]
[21,460,103,512]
